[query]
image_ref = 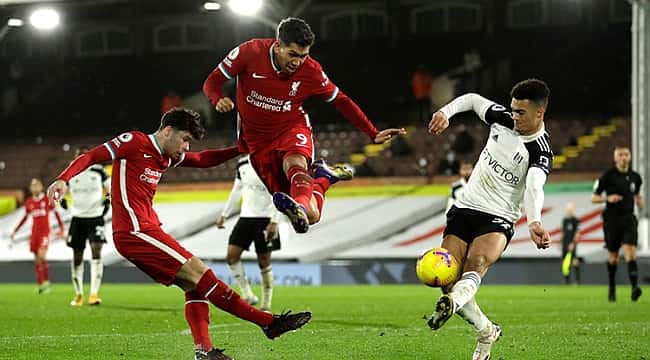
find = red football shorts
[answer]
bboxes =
[249,125,314,194]
[113,229,194,286]
[29,233,50,254]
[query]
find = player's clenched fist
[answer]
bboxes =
[215,97,235,113]
[428,111,449,135]
[529,221,551,249]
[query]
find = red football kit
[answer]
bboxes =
[203,38,380,194]
[56,131,240,285]
[13,194,64,253]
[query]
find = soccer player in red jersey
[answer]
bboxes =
[11,178,65,294]
[203,17,405,233]
[46,108,311,360]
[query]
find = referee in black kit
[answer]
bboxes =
[592,145,644,302]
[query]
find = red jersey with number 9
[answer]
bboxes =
[215,38,339,154]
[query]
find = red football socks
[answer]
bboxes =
[41,260,49,282]
[312,177,331,214]
[196,270,273,326]
[34,261,49,285]
[287,165,313,210]
[185,290,212,351]
[35,262,43,285]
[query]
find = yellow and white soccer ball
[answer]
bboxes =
[416,247,459,287]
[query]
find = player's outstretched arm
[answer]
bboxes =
[176,146,241,168]
[428,111,449,135]
[49,144,112,205]
[524,167,550,249]
[430,93,496,134]
[11,212,28,241]
[373,128,407,144]
[329,91,380,139]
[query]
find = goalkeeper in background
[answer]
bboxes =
[561,202,581,285]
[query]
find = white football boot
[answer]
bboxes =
[472,322,502,360]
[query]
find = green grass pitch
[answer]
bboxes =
[0,284,648,359]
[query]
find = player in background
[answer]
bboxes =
[592,146,644,302]
[446,161,473,212]
[46,108,311,360]
[60,146,111,306]
[560,202,581,285]
[427,79,553,360]
[217,155,282,311]
[10,178,65,294]
[203,17,405,234]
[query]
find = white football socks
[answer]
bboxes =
[260,265,274,310]
[227,261,255,299]
[90,259,103,296]
[71,261,84,296]
[456,296,490,334]
[449,271,482,310]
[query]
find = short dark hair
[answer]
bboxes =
[277,17,315,48]
[510,79,550,108]
[159,107,205,140]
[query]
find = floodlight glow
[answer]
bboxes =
[29,8,60,30]
[8,18,24,27]
[229,0,262,16]
[203,2,222,11]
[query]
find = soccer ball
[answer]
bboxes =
[416,247,459,287]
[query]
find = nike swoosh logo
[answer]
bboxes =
[143,154,152,158]
[252,73,267,79]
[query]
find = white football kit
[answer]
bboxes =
[440,93,553,224]
[222,156,280,219]
[68,164,110,218]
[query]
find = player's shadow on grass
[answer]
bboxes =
[315,319,406,329]
[101,304,181,313]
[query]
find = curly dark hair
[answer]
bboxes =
[510,79,550,108]
[159,107,206,140]
[277,17,315,47]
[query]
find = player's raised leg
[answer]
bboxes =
[177,257,311,340]
[226,244,258,305]
[273,153,313,233]
[430,233,505,330]
[310,159,353,220]
[428,234,467,330]
[451,233,505,308]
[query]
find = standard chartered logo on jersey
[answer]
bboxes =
[481,148,520,185]
[246,90,291,112]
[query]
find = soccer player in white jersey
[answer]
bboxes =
[427,79,553,360]
[62,146,111,306]
[217,155,283,311]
